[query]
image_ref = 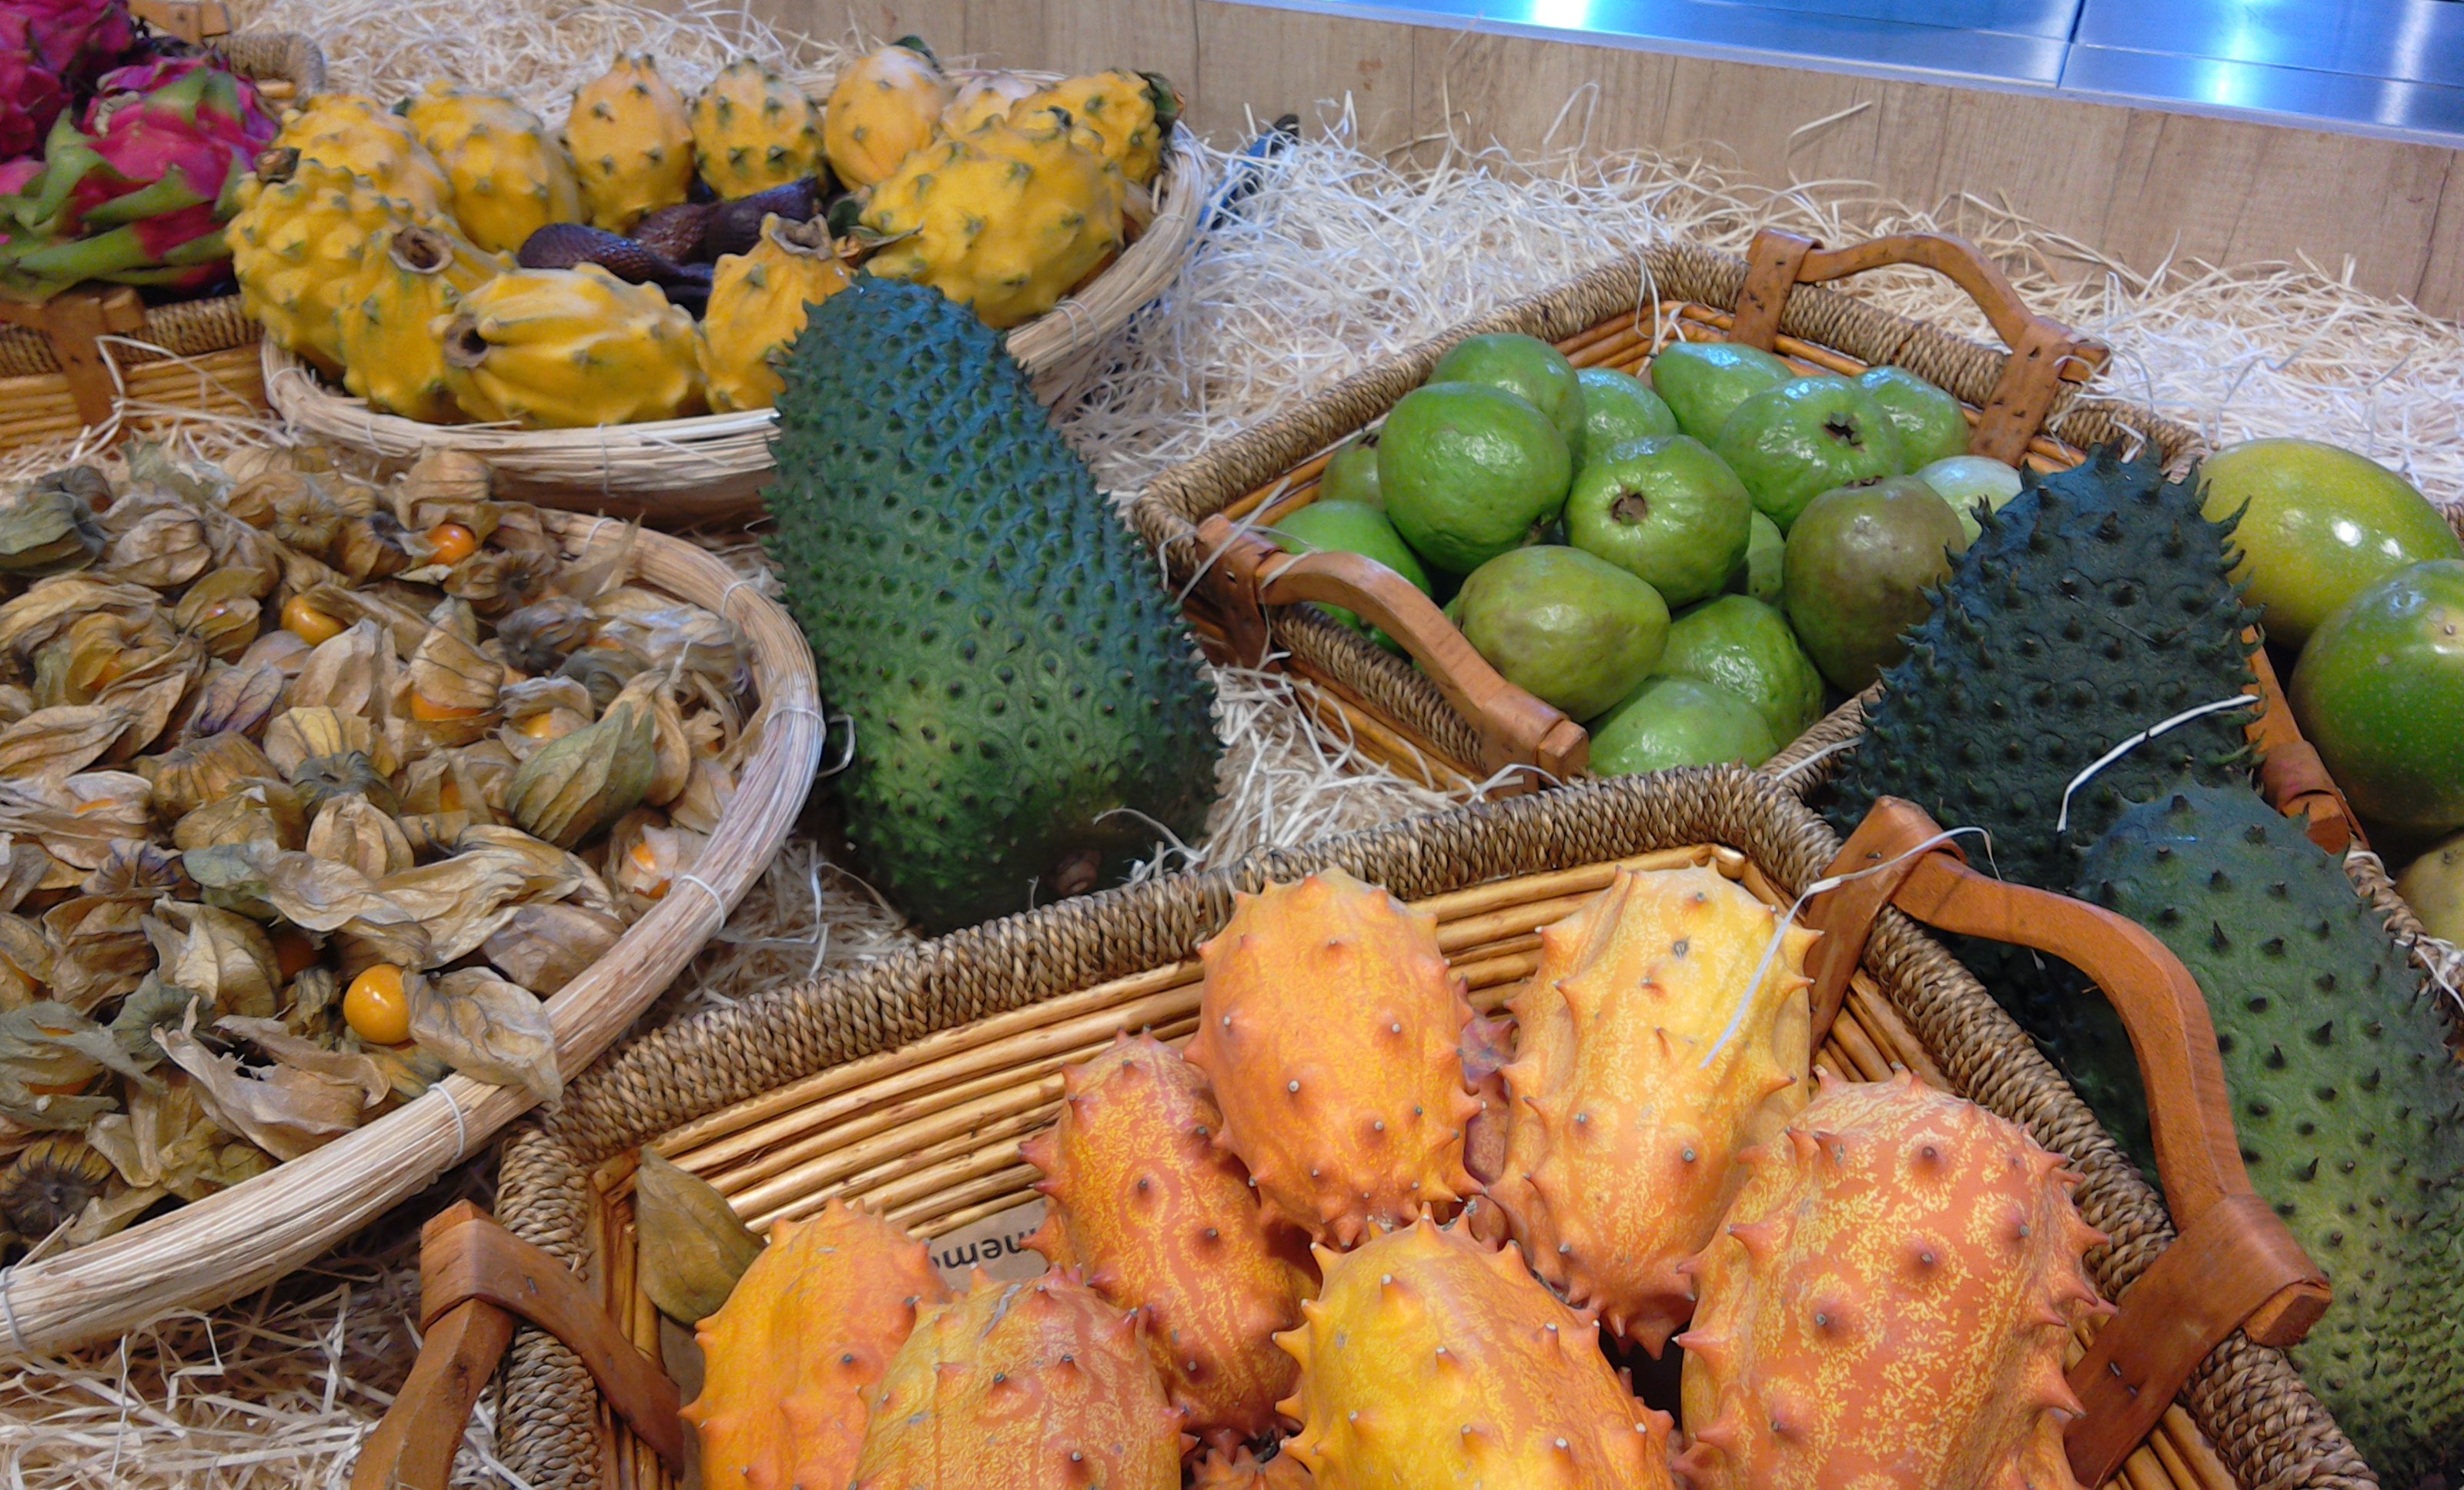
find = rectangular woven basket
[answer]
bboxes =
[447,766,2370,1490]
[0,31,324,453]
[1130,230,2205,797]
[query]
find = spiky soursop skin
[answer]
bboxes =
[400,81,582,255]
[271,93,450,219]
[228,155,430,372]
[1010,70,1179,186]
[566,54,691,232]
[335,222,504,422]
[763,277,1219,934]
[1022,1033,1318,1448]
[1192,1446,1316,1489]
[850,1268,1183,1489]
[697,213,849,413]
[1674,1070,2106,1490]
[858,115,1124,330]
[1276,1218,1676,1489]
[1492,867,1813,1352]
[2072,785,2464,1482]
[681,1201,951,1490]
[823,38,949,189]
[1185,869,1481,1246]
[689,58,820,200]
[436,262,702,427]
[1824,445,2258,1018]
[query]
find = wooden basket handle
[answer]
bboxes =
[1803,798,2330,1487]
[1727,229,2111,466]
[350,1201,685,1490]
[2245,637,2363,855]
[1191,513,1587,782]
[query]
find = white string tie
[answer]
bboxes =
[435,1082,470,1166]
[0,1263,28,1355]
[674,873,727,921]
[2054,694,2261,834]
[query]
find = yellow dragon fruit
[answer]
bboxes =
[857,114,1123,330]
[227,152,433,375]
[436,262,703,427]
[697,213,851,413]
[1184,868,1480,1247]
[270,93,451,219]
[336,222,507,423]
[1491,866,1814,1352]
[822,37,949,188]
[1674,1070,2110,1490]
[400,80,583,254]
[939,71,1040,137]
[566,54,693,232]
[1277,1219,1677,1488]
[690,58,821,200]
[1010,69,1180,185]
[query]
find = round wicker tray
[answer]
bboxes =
[268,99,1214,523]
[0,511,823,1359]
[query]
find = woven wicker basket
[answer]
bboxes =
[0,32,325,453]
[1132,229,2207,797]
[266,97,1214,523]
[0,510,823,1358]
[359,767,2374,1490]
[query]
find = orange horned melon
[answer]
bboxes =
[1275,1218,1675,1489]
[1493,866,1813,1351]
[1185,869,1481,1245]
[1192,1444,1317,1488]
[851,1268,1184,1488]
[1674,1068,2110,1490]
[680,1200,949,1490]
[1022,1033,1318,1448]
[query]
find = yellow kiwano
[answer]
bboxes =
[823,37,950,187]
[228,154,434,376]
[337,223,509,423]
[401,81,583,254]
[691,58,822,199]
[1011,70,1179,185]
[939,71,1039,137]
[567,54,694,232]
[698,215,852,413]
[859,117,1123,330]
[437,264,704,428]
[270,93,452,219]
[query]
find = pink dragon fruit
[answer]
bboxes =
[3,0,133,85]
[0,54,276,300]
[0,14,69,159]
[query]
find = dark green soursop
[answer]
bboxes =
[2073,785,2464,1482]
[764,278,1220,934]
[1825,446,2260,1016]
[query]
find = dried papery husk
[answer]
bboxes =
[41,894,156,1013]
[0,1134,119,1238]
[173,780,306,854]
[172,571,267,662]
[156,1008,382,1162]
[272,482,344,558]
[283,964,339,1032]
[182,660,287,748]
[0,913,53,1008]
[292,754,401,828]
[406,623,503,743]
[266,710,392,780]
[643,680,690,805]
[504,686,657,849]
[139,733,281,822]
[454,824,620,917]
[0,704,136,781]
[0,771,153,870]
[112,974,206,1066]
[634,1148,762,1325]
[373,847,569,964]
[394,811,476,858]
[597,595,746,703]
[286,622,386,719]
[393,752,493,824]
[550,520,635,603]
[363,1041,448,1101]
[235,628,313,680]
[220,463,299,530]
[480,900,624,995]
[85,840,191,900]
[0,576,159,663]
[202,520,289,607]
[328,482,383,523]
[607,809,700,910]
[300,581,432,660]
[306,793,415,882]
[554,645,642,711]
[145,902,281,1020]
[443,546,561,616]
[400,451,492,516]
[495,596,598,675]
[85,1075,270,1204]
[665,755,736,836]
[100,498,212,591]
[0,1002,145,1109]
[330,512,416,584]
[0,485,106,576]
[89,646,205,763]
[453,740,520,817]
[33,613,145,710]
[410,967,557,1103]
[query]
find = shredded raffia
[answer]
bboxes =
[0,2,2457,1482]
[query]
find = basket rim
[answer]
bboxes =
[264,126,1215,492]
[0,510,824,1360]
[490,764,2369,1490]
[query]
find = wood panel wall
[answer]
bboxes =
[777,0,2464,321]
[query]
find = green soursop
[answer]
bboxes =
[2073,785,2464,1482]
[1825,446,2260,1014]
[764,278,1220,934]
